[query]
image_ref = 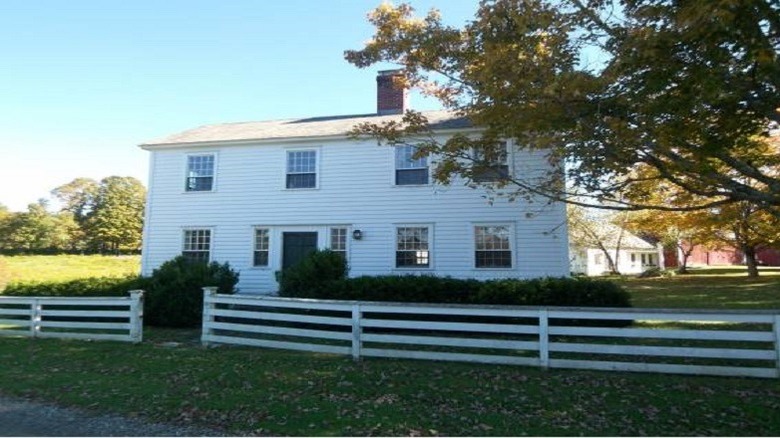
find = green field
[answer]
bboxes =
[0,255,141,290]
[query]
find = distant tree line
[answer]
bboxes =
[0,176,146,254]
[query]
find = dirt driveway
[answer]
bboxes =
[0,396,224,437]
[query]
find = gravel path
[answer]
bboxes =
[0,396,226,437]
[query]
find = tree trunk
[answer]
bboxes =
[604,250,620,275]
[677,253,690,274]
[743,245,760,278]
[677,246,693,274]
[594,243,620,275]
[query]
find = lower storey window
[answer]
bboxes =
[330,227,347,259]
[396,227,430,267]
[182,229,211,263]
[475,225,512,268]
[254,228,270,266]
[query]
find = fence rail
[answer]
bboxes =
[0,291,144,343]
[202,288,780,379]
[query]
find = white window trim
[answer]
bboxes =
[283,147,321,190]
[470,140,514,183]
[392,144,431,187]
[181,226,214,263]
[392,223,434,270]
[328,226,351,265]
[472,222,515,270]
[251,226,272,269]
[183,152,218,193]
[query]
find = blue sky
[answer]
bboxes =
[0,1,476,212]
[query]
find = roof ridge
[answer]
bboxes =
[140,109,471,148]
[196,109,456,128]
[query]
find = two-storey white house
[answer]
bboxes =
[139,71,569,294]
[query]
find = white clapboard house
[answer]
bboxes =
[570,224,663,276]
[139,71,570,294]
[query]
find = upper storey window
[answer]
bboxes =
[472,142,509,183]
[185,154,215,191]
[286,150,317,189]
[395,145,428,185]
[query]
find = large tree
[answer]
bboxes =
[51,178,99,225]
[86,176,146,252]
[624,164,778,276]
[345,0,780,213]
[709,201,780,277]
[0,200,80,251]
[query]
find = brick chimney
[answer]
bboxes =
[376,69,408,115]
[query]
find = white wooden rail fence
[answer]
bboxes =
[0,291,144,343]
[202,288,780,379]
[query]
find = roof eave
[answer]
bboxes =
[138,126,482,150]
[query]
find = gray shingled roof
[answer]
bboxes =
[141,110,473,147]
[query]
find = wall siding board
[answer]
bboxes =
[142,138,569,293]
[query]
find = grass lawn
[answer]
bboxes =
[0,331,778,436]
[621,266,780,309]
[0,255,140,290]
[0,258,779,435]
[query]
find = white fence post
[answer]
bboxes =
[774,315,780,379]
[31,299,41,338]
[201,287,218,346]
[539,309,549,369]
[351,303,362,361]
[128,290,144,343]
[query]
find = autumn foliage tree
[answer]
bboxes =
[624,209,715,274]
[709,202,780,277]
[345,0,780,214]
[623,164,778,277]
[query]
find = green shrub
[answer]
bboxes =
[321,275,480,303]
[2,275,144,297]
[281,273,631,309]
[277,250,348,298]
[143,256,239,328]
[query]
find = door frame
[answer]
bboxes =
[250,225,351,274]
[281,231,319,270]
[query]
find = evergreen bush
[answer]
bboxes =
[277,250,348,298]
[144,256,239,327]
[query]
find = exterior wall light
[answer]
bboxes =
[352,229,363,240]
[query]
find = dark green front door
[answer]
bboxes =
[282,232,318,270]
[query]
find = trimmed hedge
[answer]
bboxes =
[281,274,631,308]
[276,251,630,308]
[2,275,144,297]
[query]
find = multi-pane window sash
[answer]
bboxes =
[474,225,512,268]
[182,229,211,263]
[396,227,430,267]
[254,229,270,266]
[286,150,317,189]
[395,145,428,185]
[186,155,215,191]
[330,228,347,259]
[472,142,509,183]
